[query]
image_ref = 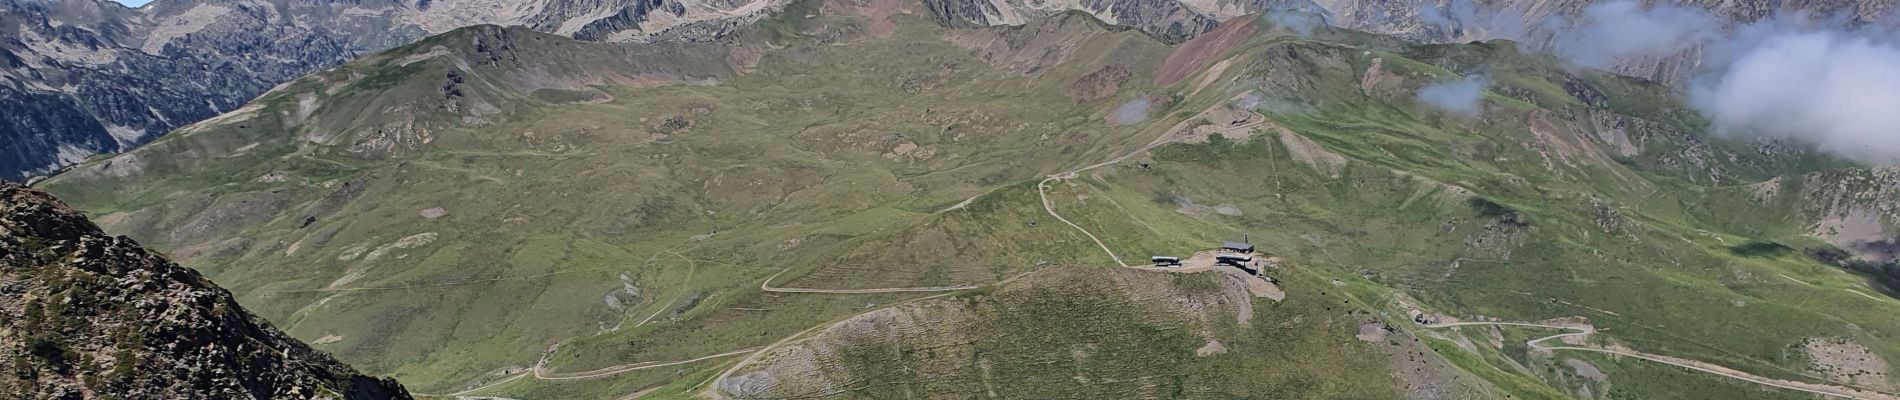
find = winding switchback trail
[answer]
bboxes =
[1032,94,1268,268]
[1039,175,1130,267]
[943,92,1262,215]
[1422,321,1899,399]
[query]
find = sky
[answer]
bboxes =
[113,0,154,7]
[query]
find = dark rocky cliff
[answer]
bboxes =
[0,0,358,181]
[0,180,410,399]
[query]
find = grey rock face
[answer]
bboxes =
[2,0,358,180]
[7,0,1896,181]
[922,0,1900,81]
[0,180,411,399]
[2,0,783,180]
[1316,0,1900,82]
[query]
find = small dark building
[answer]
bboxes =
[1217,254,1259,275]
[1221,241,1254,254]
[1151,256,1182,267]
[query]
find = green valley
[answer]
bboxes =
[30,0,1900,398]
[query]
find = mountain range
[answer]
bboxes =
[14,0,1900,398]
[9,0,1899,180]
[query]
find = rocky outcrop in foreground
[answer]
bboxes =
[0,181,409,399]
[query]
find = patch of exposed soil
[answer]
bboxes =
[941,16,1099,76]
[727,45,767,74]
[1463,223,1528,260]
[1565,358,1608,382]
[1803,337,1898,391]
[1361,316,1477,400]
[1356,323,1388,343]
[834,0,910,38]
[1747,176,1783,201]
[1195,339,1228,356]
[1815,208,1890,253]
[365,232,438,261]
[882,142,936,161]
[398,45,454,66]
[1189,58,1234,96]
[1069,64,1132,100]
[1155,16,1257,86]
[1157,98,1263,145]
[1588,112,1641,157]
[1171,196,1242,218]
[1278,129,1347,178]
[1359,57,1407,97]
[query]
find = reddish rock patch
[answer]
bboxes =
[1155,15,1257,87]
[829,0,909,38]
[727,45,766,75]
[1068,64,1132,100]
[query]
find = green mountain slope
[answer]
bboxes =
[1,181,411,399]
[34,0,1900,398]
[716,265,1414,399]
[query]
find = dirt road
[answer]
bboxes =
[414,348,759,397]
[1038,175,1131,267]
[633,251,701,328]
[758,267,980,293]
[437,99,1271,397]
[535,348,760,381]
[941,93,1265,216]
[1423,321,1899,400]
[1032,94,1269,267]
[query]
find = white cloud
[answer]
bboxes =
[1417,75,1489,117]
[1552,1,1718,69]
[1111,97,1153,125]
[1691,32,1900,163]
[1406,0,1900,163]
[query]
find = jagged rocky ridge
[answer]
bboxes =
[8,0,1896,181]
[0,0,782,181]
[0,180,409,399]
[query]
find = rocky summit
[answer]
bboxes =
[0,180,409,399]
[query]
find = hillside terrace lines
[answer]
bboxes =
[422,262,1037,397]
[423,371,529,398]
[266,271,574,293]
[704,269,1048,399]
[273,233,712,297]
[1778,273,1893,303]
[759,267,982,293]
[534,348,762,381]
[1422,320,1900,400]
[412,347,759,397]
[404,88,1279,396]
